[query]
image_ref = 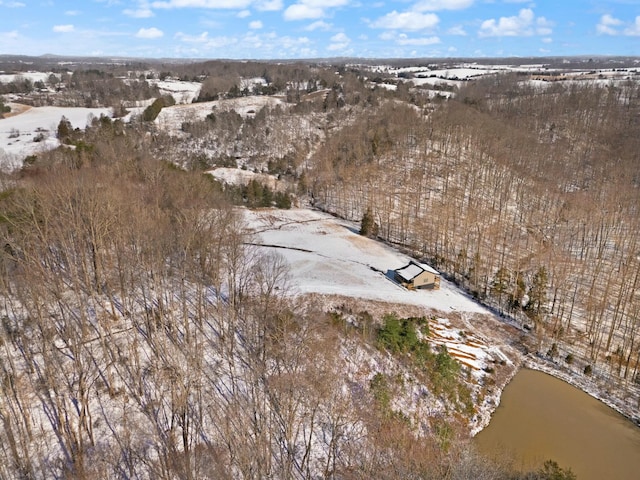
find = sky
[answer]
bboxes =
[0,1,639,59]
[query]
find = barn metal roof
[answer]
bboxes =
[395,260,439,281]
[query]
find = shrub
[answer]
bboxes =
[377,313,419,354]
[537,460,577,480]
[274,191,292,209]
[434,345,460,384]
[370,373,391,410]
[0,98,10,118]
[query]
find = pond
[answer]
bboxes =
[475,368,640,480]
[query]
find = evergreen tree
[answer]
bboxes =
[509,270,527,311]
[491,266,511,305]
[57,116,73,141]
[359,207,378,238]
[0,97,10,118]
[525,266,548,322]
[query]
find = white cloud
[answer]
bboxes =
[0,1,26,7]
[479,8,551,37]
[396,34,440,45]
[542,37,552,43]
[237,9,251,17]
[372,10,439,31]
[536,16,553,36]
[595,14,640,36]
[447,25,466,36]
[249,20,263,29]
[124,8,155,17]
[596,14,622,35]
[136,27,164,38]
[95,0,124,6]
[284,4,323,19]
[175,31,210,43]
[152,0,253,9]
[379,30,440,46]
[412,0,473,12]
[255,0,282,10]
[330,32,349,42]
[53,24,75,33]
[284,0,349,21]
[305,20,332,31]
[625,16,640,36]
[172,31,317,57]
[299,0,349,6]
[65,10,81,16]
[1,30,20,39]
[328,32,351,51]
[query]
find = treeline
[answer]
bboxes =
[311,78,640,400]
[66,69,160,108]
[0,70,160,108]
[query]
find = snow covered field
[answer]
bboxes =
[244,208,487,314]
[155,95,284,133]
[209,167,286,191]
[0,104,111,168]
[0,71,54,84]
[149,78,202,104]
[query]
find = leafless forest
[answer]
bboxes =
[311,75,640,392]
[0,56,637,478]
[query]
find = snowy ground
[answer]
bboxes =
[244,208,487,314]
[0,71,55,84]
[0,103,111,168]
[208,167,286,191]
[155,96,284,134]
[148,79,202,104]
[410,77,464,88]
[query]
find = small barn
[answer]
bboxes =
[394,260,440,290]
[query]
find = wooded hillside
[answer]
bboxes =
[310,75,640,402]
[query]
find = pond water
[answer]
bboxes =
[475,368,640,480]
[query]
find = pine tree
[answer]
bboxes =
[509,270,526,311]
[525,266,548,322]
[491,266,511,306]
[0,97,10,118]
[359,207,378,238]
[57,116,73,141]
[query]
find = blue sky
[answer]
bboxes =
[0,1,639,59]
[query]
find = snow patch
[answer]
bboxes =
[0,104,111,167]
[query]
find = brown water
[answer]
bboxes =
[475,369,640,480]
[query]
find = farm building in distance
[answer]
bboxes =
[394,260,441,290]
